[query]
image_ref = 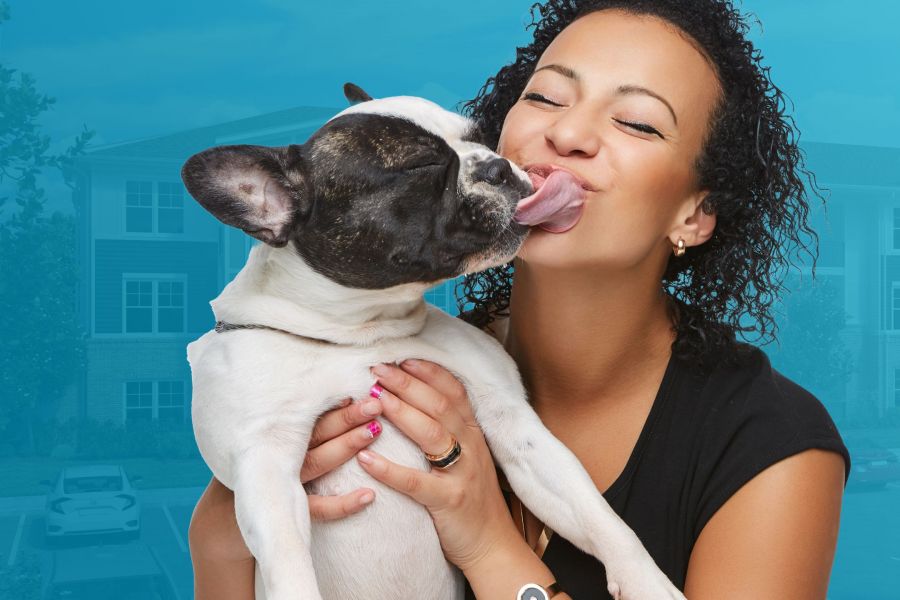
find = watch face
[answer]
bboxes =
[518,585,549,600]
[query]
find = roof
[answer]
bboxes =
[803,141,900,188]
[86,104,340,161]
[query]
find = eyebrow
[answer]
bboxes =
[532,64,679,125]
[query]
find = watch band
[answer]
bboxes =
[516,581,563,600]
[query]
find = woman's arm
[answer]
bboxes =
[189,476,256,600]
[463,531,573,599]
[357,360,573,599]
[683,448,846,599]
[189,395,385,600]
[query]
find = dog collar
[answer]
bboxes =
[214,321,339,345]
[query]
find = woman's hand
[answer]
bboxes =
[302,395,385,520]
[356,360,521,572]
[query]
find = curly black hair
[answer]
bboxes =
[454,0,824,368]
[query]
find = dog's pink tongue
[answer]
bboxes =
[514,170,586,233]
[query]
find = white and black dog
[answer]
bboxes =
[181,84,684,600]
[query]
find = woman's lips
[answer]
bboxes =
[513,165,589,233]
[522,163,596,191]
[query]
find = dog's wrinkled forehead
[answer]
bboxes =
[327,96,487,156]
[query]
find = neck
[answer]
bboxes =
[504,259,676,414]
[211,243,430,345]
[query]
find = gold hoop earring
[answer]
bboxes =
[673,238,686,257]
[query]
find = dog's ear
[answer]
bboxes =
[343,82,373,105]
[181,144,309,247]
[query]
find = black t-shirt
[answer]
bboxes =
[467,338,851,599]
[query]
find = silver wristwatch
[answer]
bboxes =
[516,582,562,600]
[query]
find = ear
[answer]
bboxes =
[669,190,717,249]
[181,144,309,247]
[343,82,373,105]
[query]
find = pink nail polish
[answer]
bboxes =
[357,450,374,464]
[370,383,384,399]
[366,421,382,438]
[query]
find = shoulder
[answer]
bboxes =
[677,344,848,598]
[684,342,848,461]
[683,446,846,599]
[675,343,851,536]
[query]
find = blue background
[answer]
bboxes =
[1,1,897,598]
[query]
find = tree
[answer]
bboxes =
[0,1,94,454]
[765,275,853,421]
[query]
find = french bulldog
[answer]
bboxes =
[181,83,684,600]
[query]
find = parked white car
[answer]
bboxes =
[41,464,142,542]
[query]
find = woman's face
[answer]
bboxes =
[497,9,721,272]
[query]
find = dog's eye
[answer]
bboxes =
[409,161,443,170]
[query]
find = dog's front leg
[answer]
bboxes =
[233,443,322,600]
[473,388,685,600]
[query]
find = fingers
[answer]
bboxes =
[308,396,383,449]
[301,419,382,483]
[308,488,375,522]
[371,364,465,449]
[357,449,451,507]
[399,359,477,426]
[371,388,456,459]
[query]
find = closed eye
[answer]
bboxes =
[522,92,564,107]
[613,118,665,140]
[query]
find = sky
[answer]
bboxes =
[2,0,898,212]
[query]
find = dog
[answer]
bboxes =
[181,83,685,600]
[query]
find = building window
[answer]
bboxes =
[893,285,900,330]
[158,182,184,233]
[125,381,186,424]
[124,280,153,333]
[158,381,185,422]
[123,277,185,334]
[124,181,185,234]
[157,281,185,333]
[125,381,153,421]
[893,208,900,250]
[126,181,153,233]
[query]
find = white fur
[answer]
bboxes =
[189,241,686,600]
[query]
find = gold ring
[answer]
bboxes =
[425,435,462,470]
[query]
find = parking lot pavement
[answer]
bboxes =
[0,513,25,566]
[4,481,898,599]
[2,493,200,600]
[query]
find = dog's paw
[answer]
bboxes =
[603,553,686,600]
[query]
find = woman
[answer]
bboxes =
[190,1,851,598]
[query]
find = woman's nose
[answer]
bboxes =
[543,108,601,158]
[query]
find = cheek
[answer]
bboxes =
[608,143,695,224]
[497,105,542,158]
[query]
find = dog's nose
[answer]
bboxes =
[473,158,514,186]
